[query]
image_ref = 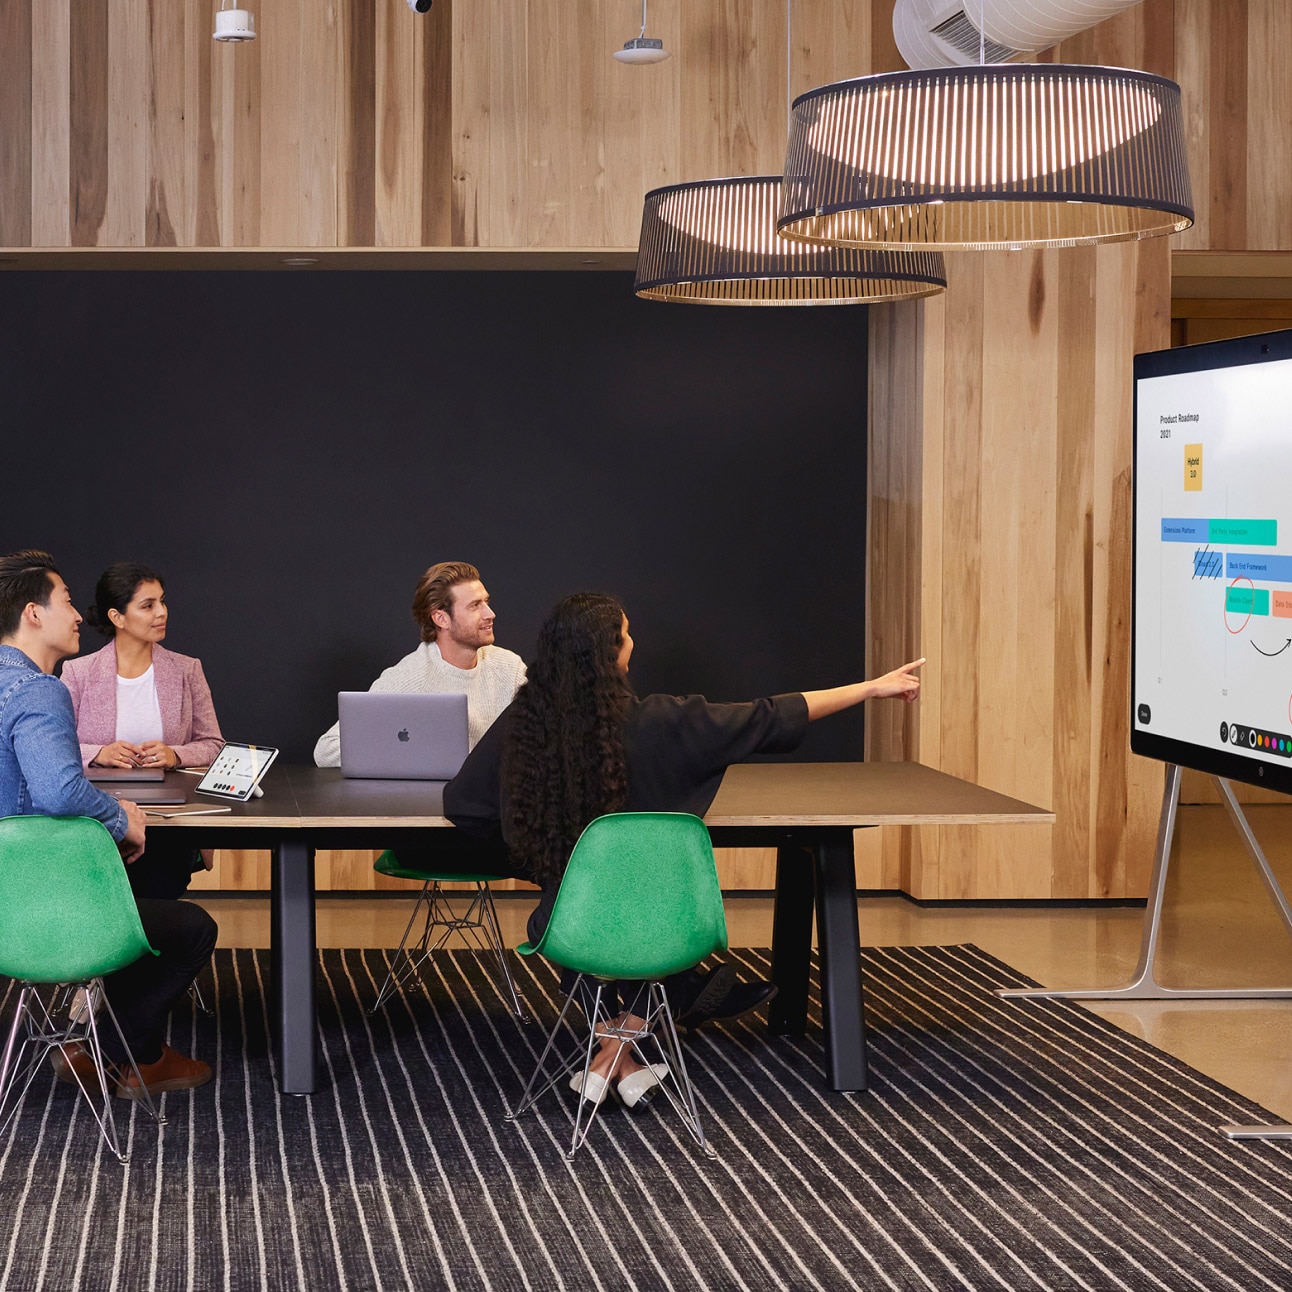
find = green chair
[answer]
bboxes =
[0,816,166,1164]
[369,851,528,1020]
[504,812,727,1160]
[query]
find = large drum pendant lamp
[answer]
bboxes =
[634,174,947,305]
[776,64,1193,252]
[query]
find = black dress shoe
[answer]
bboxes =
[671,963,736,1029]
[677,978,778,1030]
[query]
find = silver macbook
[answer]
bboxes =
[87,767,166,783]
[103,781,189,805]
[338,692,470,780]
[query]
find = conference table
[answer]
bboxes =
[153,763,1052,1096]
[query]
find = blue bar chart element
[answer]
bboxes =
[1162,517,1279,545]
[1226,553,1292,582]
[1194,550,1224,577]
[1162,518,1206,542]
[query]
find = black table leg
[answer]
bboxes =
[814,828,868,1092]
[270,838,317,1095]
[769,842,814,1036]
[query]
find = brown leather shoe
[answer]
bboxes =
[49,1042,114,1090]
[114,1044,212,1100]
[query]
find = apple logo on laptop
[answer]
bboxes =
[397,728,410,743]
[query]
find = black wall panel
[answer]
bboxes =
[1,271,869,762]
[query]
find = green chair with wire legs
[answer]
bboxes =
[504,812,728,1160]
[369,850,529,1021]
[0,815,166,1165]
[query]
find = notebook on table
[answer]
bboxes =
[338,692,470,780]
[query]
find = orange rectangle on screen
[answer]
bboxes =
[1273,591,1292,618]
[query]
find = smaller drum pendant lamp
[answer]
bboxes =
[632,0,946,305]
[634,175,947,305]
[776,64,1193,252]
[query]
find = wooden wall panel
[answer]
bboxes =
[1206,0,1247,251]
[9,0,882,250]
[190,845,773,892]
[340,0,377,246]
[68,0,109,245]
[868,239,1170,900]
[12,0,1285,254]
[601,2,680,249]
[146,0,186,246]
[527,0,607,247]
[104,0,147,247]
[453,0,527,246]
[0,0,33,247]
[374,0,421,246]
[29,0,70,246]
[679,0,785,187]
[1246,2,1292,249]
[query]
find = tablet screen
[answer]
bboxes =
[196,743,279,801]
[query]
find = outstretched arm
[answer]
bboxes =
[801,658,924,721]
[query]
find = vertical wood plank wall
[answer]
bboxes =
[864,242,1171,899]
[6,1,1281,256]
[0,0,897,250]
[6,1,1288,896]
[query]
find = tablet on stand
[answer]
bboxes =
[195,742,279,802]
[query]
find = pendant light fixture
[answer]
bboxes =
[635,176,945,303]
[613,0,670,65]
[776,4,1193,252]
[633,2,946,305]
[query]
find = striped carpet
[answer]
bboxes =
[3,944,1292,1292]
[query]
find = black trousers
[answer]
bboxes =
[126,836,204,901]
[100,898,218,1066]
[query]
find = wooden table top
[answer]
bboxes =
[148,762,1052,830]
[704,761,1053,826]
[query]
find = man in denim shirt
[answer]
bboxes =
[0,550,217,1098]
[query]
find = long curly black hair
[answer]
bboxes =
[501,593,634,883]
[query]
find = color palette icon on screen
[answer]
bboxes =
[1226,723,1292,757]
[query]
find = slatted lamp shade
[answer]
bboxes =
[777,65,1193,251]
[634,175,947,305]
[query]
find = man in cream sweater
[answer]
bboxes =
[313,561,526,766]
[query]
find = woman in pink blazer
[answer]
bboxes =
[62,562,225,898]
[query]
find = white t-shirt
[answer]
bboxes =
[116,666,164,745]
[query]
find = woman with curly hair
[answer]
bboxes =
[445,591,923,1104]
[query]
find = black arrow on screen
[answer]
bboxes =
[1251,638,1292,657]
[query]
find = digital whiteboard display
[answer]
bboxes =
[1132,329,1292,795]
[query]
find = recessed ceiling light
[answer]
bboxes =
[280,257,319,267]
[580,259,601,265]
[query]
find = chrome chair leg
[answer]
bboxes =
[476,884,530,1022]
[371,880,528,1021]
[188,974,214,1017]
[504,983,586,1122]
[0,979,165,1166]
[505,975,716,1160]
[0,985,36,1140]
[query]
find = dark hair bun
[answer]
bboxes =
[84,602,114,636]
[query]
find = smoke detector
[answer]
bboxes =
[213,2,255,42]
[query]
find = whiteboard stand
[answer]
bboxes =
[1000,762,1292,1137]
[998,762,1292,1002]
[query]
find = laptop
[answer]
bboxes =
[102,780,189,805]
[87,767,166,783]
[338,692,470,780]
